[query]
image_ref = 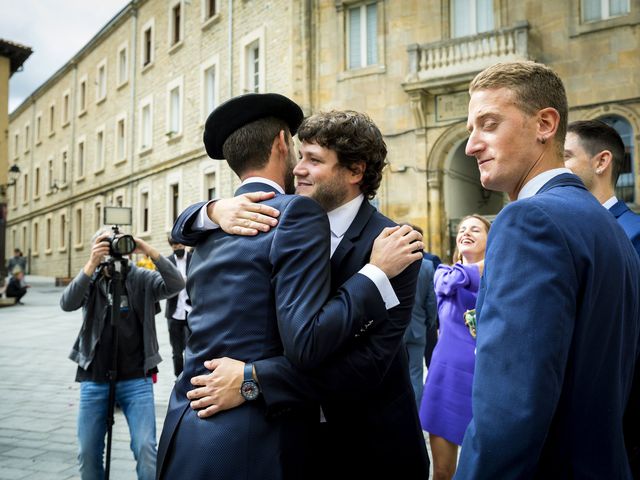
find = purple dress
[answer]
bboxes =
[419,263,480,445]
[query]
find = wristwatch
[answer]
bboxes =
[240,363,260,401]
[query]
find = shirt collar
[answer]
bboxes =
[241,177,285,194]
[517,168,573,200]
[603,196,618,209]
[327,194,364,238]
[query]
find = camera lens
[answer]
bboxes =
[113,235,136,255]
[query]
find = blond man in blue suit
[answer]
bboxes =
[457,61,640,478]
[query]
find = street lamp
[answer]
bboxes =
[1,164,21,195]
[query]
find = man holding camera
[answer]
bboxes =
[60,229,184,480]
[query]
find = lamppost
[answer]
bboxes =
[0,163,21,279]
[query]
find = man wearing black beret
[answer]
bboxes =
[156,94,424,480]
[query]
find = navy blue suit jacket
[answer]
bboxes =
[157,183,386,480]
[610,199,640,258]
[253,200,430,478]
[456,174,640,479]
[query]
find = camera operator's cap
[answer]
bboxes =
[203,93,304,160]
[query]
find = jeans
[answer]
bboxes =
[77,378,157,480]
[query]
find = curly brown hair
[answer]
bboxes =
[297,110,387,199]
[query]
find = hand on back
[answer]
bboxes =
[209,191,280,236]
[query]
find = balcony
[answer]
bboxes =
[404,21,532,93]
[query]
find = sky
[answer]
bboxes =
[2,0,131,113]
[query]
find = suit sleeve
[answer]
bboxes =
[255,257,420,408]
[170,202,210,246]
[270,196,387,370]
[455,203,577,479]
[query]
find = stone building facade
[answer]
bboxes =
[6,0,640,275]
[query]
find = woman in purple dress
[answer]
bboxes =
[419,214,490,480]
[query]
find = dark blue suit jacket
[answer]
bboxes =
[253,200,430,478]
[610,200,640,258]
[157,183,386,480]
[456,174,640,479]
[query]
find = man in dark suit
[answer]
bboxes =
[402,224,438,409]
[184,110,431,478]
[564,119,640,257]
[457,61,640,478]
[157,96,423,480]
[165,237,192,377]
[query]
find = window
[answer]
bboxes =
[79,76,87,113]
[77,138,86,178]
[75,209,83,246]
[62,91,70,125]
[139,96,153,151]
[46,217,52,252]
[22,173,29,204]
[33,221,39,256]
[167,78,183,137]
[201,57,219,122]
[140,191,150,233]
[241,28,265,93]
[115,114,127,162]
[205,170,217,200]
[95,128,105,172]
[34,167,40,198]
[21,226,26,251]
[204,0,217,20]
[347,2,378,69]
[96,60,107,102]
[61,149,69,185]
[451,0,494,38]
[582,0,630,22]
[118,44,128,86]
[60,214,67,250]
[49,103,55,135]
[24,123,30,153]
[600,115,636,204]
[35,113,42,144]
[170,183,180,223]
[170,2,183,47]
[47,157,54,191]
[95,203,102,231]
[142,19,155,68]
[13,132,19,159]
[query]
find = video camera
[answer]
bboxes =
[103,207,136,258]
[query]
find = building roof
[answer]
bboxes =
[0,39,33,76]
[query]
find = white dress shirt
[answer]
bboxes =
[517,168,573,200]
[172,254,191,321]
[603,196,618,210]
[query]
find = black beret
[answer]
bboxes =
[203,93,304,160]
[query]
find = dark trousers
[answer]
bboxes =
[167,317,190,377]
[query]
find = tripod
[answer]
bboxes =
[103,257,129,480]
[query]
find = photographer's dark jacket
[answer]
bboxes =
[60,256,185,373]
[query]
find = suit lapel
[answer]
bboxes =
[331,201,375,287]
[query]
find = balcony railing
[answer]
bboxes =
[406,22,531,86]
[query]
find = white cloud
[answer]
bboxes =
[1,0,130,112]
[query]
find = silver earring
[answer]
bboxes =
[539,137,546,144]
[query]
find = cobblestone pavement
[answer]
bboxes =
[0,276,175,480]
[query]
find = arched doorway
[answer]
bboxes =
[442,140,504,259]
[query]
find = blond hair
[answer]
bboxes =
[470,61,568,153]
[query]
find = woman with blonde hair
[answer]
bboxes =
[419,214,491,480]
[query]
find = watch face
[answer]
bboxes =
[241,380,259,401]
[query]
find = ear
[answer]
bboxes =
[593,149,614,177]
[347,161,365,185]
[274,130,288,157]
[537,107,560,142]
